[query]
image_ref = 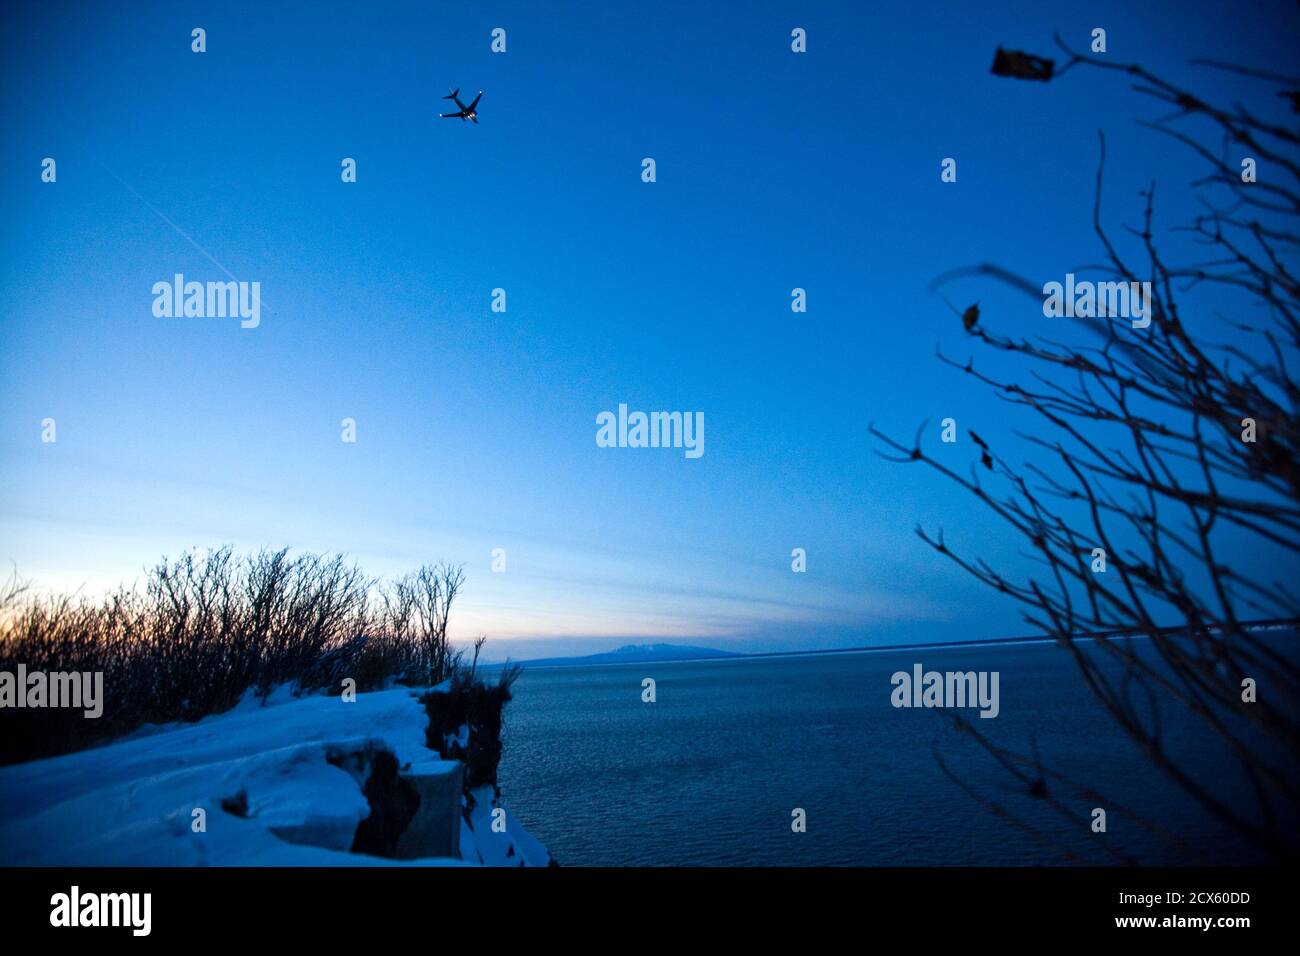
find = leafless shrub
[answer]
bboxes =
[873,37,1300,861]
[0,548,483,765]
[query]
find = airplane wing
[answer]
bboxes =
[439,111,463,119]
[467,91,482,111]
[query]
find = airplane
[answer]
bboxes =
[440,88,483,123]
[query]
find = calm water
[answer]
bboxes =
[496,643,1272,866]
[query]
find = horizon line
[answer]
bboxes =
[484,616,1300,669]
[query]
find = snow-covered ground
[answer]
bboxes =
[0,685,550,866]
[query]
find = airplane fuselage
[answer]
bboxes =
[441,88,482,123]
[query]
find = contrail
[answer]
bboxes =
[95,159,270,310]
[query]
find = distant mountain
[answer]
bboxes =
[502,643,741,669]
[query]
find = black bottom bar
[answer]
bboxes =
[0,866,1280,941]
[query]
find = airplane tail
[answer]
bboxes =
[442,88,460,100]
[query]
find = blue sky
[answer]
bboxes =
[1,1,1295,659]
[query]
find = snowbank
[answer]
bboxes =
[0,685,550,866]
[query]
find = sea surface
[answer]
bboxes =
[496,642,1278,866]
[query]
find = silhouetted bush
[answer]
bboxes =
[0,548,474,765]
[422,663,523,795]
